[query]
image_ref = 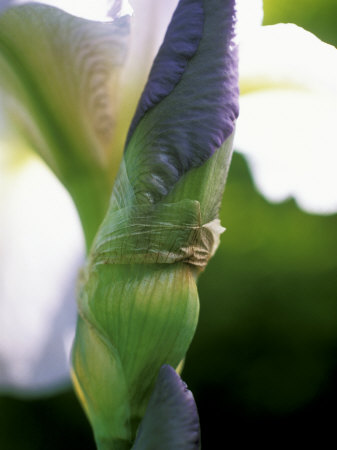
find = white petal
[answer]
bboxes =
[239,24,337,94]
[0,152,85,394]
[1,0,133,21]
[236,25,337,214]
[126,0,179,82]
[0,3,130,179]
[236,0,263,43]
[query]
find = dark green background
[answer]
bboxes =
[1,1,336,448]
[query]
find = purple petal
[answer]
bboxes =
[124,0,239,203]
[132,365,200,449]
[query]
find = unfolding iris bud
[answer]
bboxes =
[72,0,238,448]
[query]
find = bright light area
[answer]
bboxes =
[11,0,133,21]
[0,155,84,392]
[236,23,337,214]
[236,0,263,42]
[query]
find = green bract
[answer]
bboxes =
[72,134,234,448]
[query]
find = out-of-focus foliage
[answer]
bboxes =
[263,0,337,46]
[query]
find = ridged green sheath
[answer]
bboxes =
[72,0,239,448]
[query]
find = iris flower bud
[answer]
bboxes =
[72,0,239,448]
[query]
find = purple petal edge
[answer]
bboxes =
[132,365,201,449]
[126,0,204,147]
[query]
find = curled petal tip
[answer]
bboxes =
[133,365,201,450]
[125,0,239,202]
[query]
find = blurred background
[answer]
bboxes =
[1,0,337,448]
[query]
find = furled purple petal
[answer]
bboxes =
[132,365,200,450]
[126,0,204,144]
[124,0,239,203]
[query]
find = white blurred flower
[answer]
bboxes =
[0,146,84,394]
[0,0,133,21]
[236,4,337,214]
[236,0,263,41]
